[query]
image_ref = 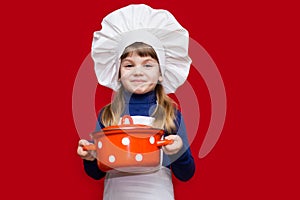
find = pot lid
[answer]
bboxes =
[92,115,164,136]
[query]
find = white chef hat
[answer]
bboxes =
[91,4,191,94]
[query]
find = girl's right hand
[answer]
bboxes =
[77,139,96,161]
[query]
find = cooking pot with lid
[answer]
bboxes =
[83,115,173,173]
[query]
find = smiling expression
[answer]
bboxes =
[120,52,163,94]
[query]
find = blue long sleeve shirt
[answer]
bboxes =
[83,90,195,181]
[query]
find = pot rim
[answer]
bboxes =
[102,123,156,130]
[91,126,164,137]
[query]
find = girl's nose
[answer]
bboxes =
[133,65,144,75]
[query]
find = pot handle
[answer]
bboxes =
[121,115,134,125]
[156,139,174,146]
[82,144,96,151]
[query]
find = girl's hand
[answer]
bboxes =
[77,139,96,161]
[162,135,183,155]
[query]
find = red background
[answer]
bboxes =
[1,0,299,199]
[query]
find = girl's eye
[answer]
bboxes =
[125,64,133,68]
[144,64,153,68]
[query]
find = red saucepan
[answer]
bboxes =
[83,115,173,173]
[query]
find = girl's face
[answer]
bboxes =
[120,52,162,94]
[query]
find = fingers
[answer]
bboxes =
[77,139,96,161]
[77,139,89,156]
[78,139,91,146]
[162,135,183,155]
[77,145,88,157]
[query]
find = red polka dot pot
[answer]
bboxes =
[83,115,173,173]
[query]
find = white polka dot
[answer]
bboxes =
[135,154,143,162]
[109,155,116,163]
[122,137,130,146]
[97,141,102,149]
[149,136,155,144]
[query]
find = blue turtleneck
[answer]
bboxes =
[123,90,157,117]
[83,89,195,182]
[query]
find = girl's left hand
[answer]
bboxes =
[162,135,183,155]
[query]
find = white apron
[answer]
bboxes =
[103,116,174,199]
[103,166,174,200]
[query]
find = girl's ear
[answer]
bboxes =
[158,75,163,82]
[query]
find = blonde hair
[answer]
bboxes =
[100,42,177,132]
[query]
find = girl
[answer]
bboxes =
[77,4,195,200]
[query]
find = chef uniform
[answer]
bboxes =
[84,4,195,200]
